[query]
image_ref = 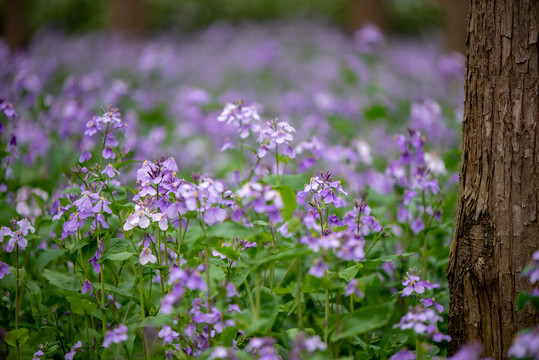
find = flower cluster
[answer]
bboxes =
[218,101,261,140]
[0,218,35,252]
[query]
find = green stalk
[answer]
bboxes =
[297,257,303,327]
[421,191,428,276]
[15,245,20,360]
[205,246,211,312]
[157,230,165,297]
[275,144,280,186]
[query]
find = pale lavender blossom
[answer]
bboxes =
[139,248,157,265]
[0,261,10,279]
[101,164,119,178]
[158,325,180,345]
[103,324,128,348]
[402,271,425,296]
[65,340,83,360]
[390,348,415,360]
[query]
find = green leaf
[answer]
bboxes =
[37,249,64,270]
[115,159,141,169]
[43,269,80,291]
[363,252,415,269]
[338,264,361,282]
[221,327,238,347]
[332,300,396,341]
[5,328,29,347]
[106,251,134,262]
[276,185,297,221]
[261,174,308,192]
[100,238,131,263]
[214,246,240,261]
[364,105,387,120]
[67,296,98,315]
[207,222,259,240]
[249,246,312,272]
[61,187,81,195]
[104,283,132,297]
[244,287,278,336]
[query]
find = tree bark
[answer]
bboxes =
[447,0,538,358]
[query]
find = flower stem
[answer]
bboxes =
[324,270,329,345]
[297,257,303,327]
[15,245,20,360]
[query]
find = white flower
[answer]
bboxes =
[151,213,168,231]
[139,248,157,265]
[123,205,151,231]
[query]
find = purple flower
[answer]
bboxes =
[524,249,539,283]
[309,260,328,278]
[0,98,18,120]
[402,272,425,296]
[91,196,112,214]
[390,349,415,360]
[101,164,119,178]
[0,261,10,279]
[79,151,92,163]
[410,217,424,234]
[344,279,365,298]
[5,219,35,252]
[139,248,157,265]
[508,326,539,359]
[225,283,239,298]
[245,337,280,360]
[158,325,180,345]
[448,343,483,360]
[103,324,128,348]
[88,241,103,274]
[65,340,83,360]
[82,280,92,294]
[420,298,443,313]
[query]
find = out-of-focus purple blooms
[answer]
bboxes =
[289,332,326,359]
[447,342,483,360]
[33,348,44,360]
[438,52,465,83]
[390,348,415,360]
[0,225,13,242]
[101,164,119,178]
[393,305,443,336]
[344,279,365,298]
[410,217,424,234]
[158,325,180,345]
[103,324,128,348]
[0,98,18,120]
[139,247,157,265]
[220,138,235,152]
[524,250,539,284]
[82,279,92,294]
[508,326,539,360]
[226,283,239,298]
[354,23,384,52]
[0,261,10,279]
[418,280,440,290]
[107,294,121,309]
[402,271,425,296]
[209,346,238,360]
[420,298,443,313]
[65,340,83,360]
[79,150,92,163]
[245,337,280,360]
[309,260,328,278]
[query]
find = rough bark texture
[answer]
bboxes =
[447,0,539,358]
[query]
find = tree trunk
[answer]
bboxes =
[447,0,538,358]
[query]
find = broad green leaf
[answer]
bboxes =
[61,187,81,195]
[104,283,132,297]
[363,252,415,269]
[249,246,312,272]
[244,287,278,336]
[37,249,64,270]
[332,300,396,341]
[276,184,297,221]
[43,269,80,291]
[106,251,134,262]
[207,222,259,239]
[5,328,29,347]
[67,296,98,315]
[338,264,361,282]
[214,246,240,261]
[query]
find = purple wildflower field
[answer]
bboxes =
[1,21,538,360]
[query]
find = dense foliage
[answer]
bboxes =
[0,22,537,360]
